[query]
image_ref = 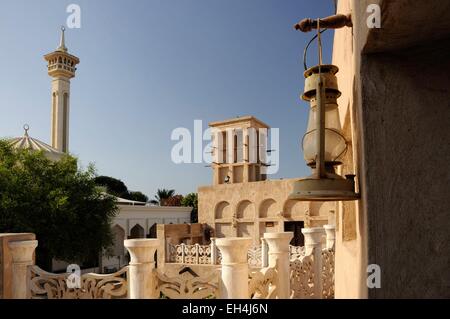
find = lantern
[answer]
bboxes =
[289,20,359,201]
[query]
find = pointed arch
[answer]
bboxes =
[130,224,145,239]
[112,224,125,256]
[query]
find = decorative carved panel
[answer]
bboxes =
[28,266,128,299]
[248,267,278,299]
[155,270,219,299]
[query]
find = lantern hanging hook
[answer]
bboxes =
[302,28,327,70]
[296,13,352,70]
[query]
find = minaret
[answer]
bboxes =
[44,27,79,153]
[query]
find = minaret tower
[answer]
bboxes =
[44,27,79,153]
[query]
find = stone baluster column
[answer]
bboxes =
[263,232,293,299]
[8,240,38,299]
[210,238,217,265]
[216,237,252,299]
[260,238,269,268]
[124,239,159,299]
[302,227,325,299]
[323,225,336,250]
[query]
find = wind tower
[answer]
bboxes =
[209,116,270,185]
[44,27,80,153]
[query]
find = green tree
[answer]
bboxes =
[181,193,198,223]
[149,188,175,206]
[0,140,118,270]
[94,176,149,203]
[127,191,149,203]
[94,176,128,198]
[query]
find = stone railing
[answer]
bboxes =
[289,225,336,299]
[290,254,314,298]
[289,245,306,261]
[247,245,263,268]
[322,248,335,299]
[3,226,334,299]
[168,243,213,265]
[248,266,278,299]
[168,240,265,268]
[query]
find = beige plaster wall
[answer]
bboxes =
[198,178,333,243]
[332,0,376,299]
[334,0,450,298]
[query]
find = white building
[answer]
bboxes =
[102,202,192,272]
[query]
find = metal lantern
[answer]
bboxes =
[289,18,359,201]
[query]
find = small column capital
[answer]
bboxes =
[302,227,325,244]
[8,240,38,263]
[263,232,293,253]
[216,238,252,264]
[124,239,159,264]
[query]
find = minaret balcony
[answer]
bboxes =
[44,51,79,79]
[47,63,76,73]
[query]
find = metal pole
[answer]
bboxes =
[315,19,326,178]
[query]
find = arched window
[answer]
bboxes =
[215,201,231,219]
[259,199,277,218]
[130,224,145,239]
[112,225,126,256]
[236,200,255,219]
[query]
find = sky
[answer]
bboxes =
[0,0,336,198]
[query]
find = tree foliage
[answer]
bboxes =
[94,176,128,197]
[127,191,149,203]
[0,140,118,269]
[164,194,183,207]
[149,188,175,206]
[94,176,148,203]
[181,193,198,223]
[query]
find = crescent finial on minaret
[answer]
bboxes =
[57,26,67,52]
[23,124,30,136]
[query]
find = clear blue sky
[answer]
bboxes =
[0,0,335,198]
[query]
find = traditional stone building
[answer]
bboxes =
[198,116,333,245]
